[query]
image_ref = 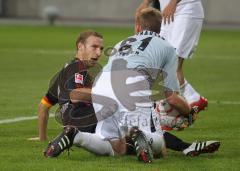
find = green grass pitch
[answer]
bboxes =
[0,25,240,171]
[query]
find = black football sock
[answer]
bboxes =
[163,132,191,151]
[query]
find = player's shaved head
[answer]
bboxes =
[136,7,162,33]
[76,30,103,50]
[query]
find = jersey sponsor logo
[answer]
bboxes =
[75,73,83,84]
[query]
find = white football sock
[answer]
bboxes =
[180,79,200,104]
[73,131,114,156]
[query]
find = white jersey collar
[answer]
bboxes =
[137,30,160,37]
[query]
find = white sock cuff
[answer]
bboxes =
[180,79,188,89]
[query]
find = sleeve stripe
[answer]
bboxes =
[40,97,53,108]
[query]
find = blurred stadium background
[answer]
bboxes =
[0,0,240,28]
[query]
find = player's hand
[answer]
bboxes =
[162,0,178,24]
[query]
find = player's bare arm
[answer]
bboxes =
[38,103,50,141]
[161,0,181,24]
[28,102,51,141]
[165,91,191,116]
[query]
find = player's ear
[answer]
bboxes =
[135,22,142,33]
[77,42,84,51]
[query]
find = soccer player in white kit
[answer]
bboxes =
[44,8,220,162]
[44,8,192,163]
[91,7,193,162]
[137,0,208,112]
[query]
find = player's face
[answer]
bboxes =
[81,36,104,66]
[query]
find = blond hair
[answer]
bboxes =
[136,7,162,33]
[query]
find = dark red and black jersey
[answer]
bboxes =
[46,58,93,105]
[43,58,102,132]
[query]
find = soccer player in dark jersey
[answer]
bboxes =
[35,31,104,141]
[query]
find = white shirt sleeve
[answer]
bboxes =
[162,46,180,92]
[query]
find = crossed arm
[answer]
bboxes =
[70,88,92,103]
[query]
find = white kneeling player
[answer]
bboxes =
[92,67,166,157]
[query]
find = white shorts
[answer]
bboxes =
[95,107,163,140]
[160,16,203,59]
[92,71,165,153]
[92,70,161,140]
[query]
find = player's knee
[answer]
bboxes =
[147,133,166,157]
[110,139,127,156]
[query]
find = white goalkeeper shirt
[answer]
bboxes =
[93,30,179,116]
[103,30,180,92]
[159,0,204,19]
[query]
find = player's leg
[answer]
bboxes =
[123,109,160,162]
[164,131,220,156]
[177,57,185,87]
[177,58,205,109]
[129,126,154,163]
[108,138,127,155]
[73,131,115,156]
[143,130,166,157]
[44,126,78,157]
[148,108,167,157]
[131,108,166,159]
[78,114,155,159]
[128,110,166,159]
[164,131,190,151]
[180,79,208,112]
[168,17,207,112]
[74,116,126,156]
[44,125,115,157]
[183,140,220,157]
[172,17,202,100]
